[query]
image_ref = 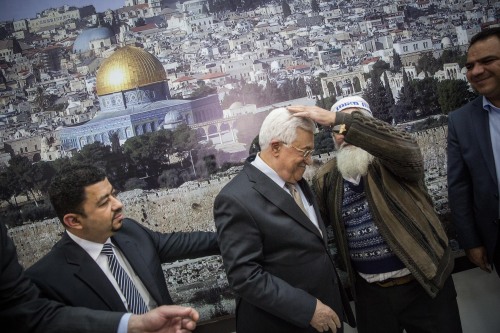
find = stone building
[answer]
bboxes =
[58,46,223,151]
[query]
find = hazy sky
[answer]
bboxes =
[0,0,125,22]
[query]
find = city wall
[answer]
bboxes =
[7,126,450,320]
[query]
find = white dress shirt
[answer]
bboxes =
[66,231,157,311]
[251,153,322,235]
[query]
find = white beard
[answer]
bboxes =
[336,145,374,180]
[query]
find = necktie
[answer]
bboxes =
[101,243,148,314]
[286,182,309,217]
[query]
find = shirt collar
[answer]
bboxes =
[66,231,111,261]
[251,153,287,189]
[483,96,500,113]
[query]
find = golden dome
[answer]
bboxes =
[96,46,167,96]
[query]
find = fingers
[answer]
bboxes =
[156,305,196,319]
[310,300,341,332]
[327,314,341,331]
[479,263,491,273]
[466,247,492,273]
[181,317,197,331]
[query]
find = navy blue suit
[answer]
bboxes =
[448,96,500,263]
[26,218,219,311]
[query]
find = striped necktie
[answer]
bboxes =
[101,243,148,314]
[285,182,309,217]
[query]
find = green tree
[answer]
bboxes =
[204,154,218,176]
[189,82,217,99]
[315,95,336,111]
[33,87,57,110]
[30,161,56,197]
[394,68,417,122]
[135,17,146,27]
[109,131,121,153]
[158,169,181,189]
[309,74,325,96]
[282,0,291,18]
[263,78,283,105]
[439,48,467,68]
[7,155,37,204]
[417,52,440,76]
[311,0,320,12]
[314,130,334,154]
[411,77,440,117]
[124,177,148,191]
[73,142,131,187]
[0,167,16,207]
[363,71,392,123]
[437,79,477,114]
[123,130,173,177]
[372,60,390,78]
[73,142,111,170]
[392,49,402,72]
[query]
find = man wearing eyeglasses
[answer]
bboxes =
[214,107,355,333]
[288,96,462,333]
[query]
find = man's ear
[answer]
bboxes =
[271,141,281,155]
[63,214,83,230]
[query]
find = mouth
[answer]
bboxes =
[113,213,123,222]
[472,76,490,84]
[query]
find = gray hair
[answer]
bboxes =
[259,107,315,150]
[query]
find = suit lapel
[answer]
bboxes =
[472,99,498,184]
[112,236,164,305]
[61,234,126,311]
[245,164,325,240]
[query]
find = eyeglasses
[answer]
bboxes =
[282,142,314,159]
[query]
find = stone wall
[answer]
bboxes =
[7,127,451,320]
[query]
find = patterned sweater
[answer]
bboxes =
[312,111,453,298]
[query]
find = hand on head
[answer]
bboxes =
[287,105,335,127]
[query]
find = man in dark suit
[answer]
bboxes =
[26,164,219,313]
[1,221,200,333]
[447,27,500,276]
[214,107,354,333]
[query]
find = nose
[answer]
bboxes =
[111,196,123,210]
[469,63,484,77]
[304,154,313,165]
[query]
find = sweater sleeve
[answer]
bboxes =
[339,112,424,182]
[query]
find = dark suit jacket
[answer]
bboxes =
[448,96,500,261]
[0,222,123,333]
[26,218,219,312]
[214,162,354,333]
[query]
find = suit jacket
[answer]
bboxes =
[448,96,500,261]
[0,222,123,333]
[26,218,219,312]
[214,162,354,333]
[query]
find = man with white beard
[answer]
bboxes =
[288,97,462,333]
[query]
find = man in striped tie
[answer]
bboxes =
[26,164,219,315]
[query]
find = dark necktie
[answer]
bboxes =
[101,243,148,314]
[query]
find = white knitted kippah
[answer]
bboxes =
[331,96,372,115]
